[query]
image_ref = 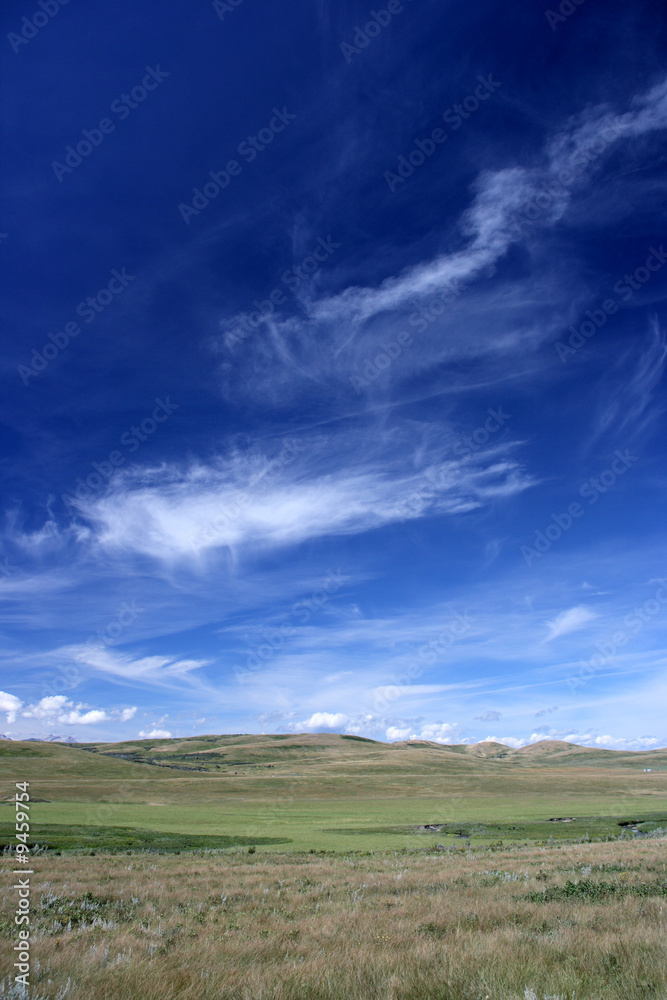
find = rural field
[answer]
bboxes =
[1,735,667,998]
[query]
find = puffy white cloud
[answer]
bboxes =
[483,730,663,751]
[21,696,108,726]
[289,712,354,733]
[287,712,401,738]
[138,728,172,739]
[385,725,412,741]
[490,735,528,748]
[287,713,464,744]
[67,709,107,724]
[22,695,66,719]
[590,734,659,750]
[14,695,139,729]
[415,723,462,743]
[385,722,465,743]
[0,691,22,724]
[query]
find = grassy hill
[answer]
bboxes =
[75,731,667,772]
[1,734,666,853]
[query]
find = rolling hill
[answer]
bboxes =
[2,734,665,853]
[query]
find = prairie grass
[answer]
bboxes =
[1,838,665,999]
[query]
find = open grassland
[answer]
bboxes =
[1,838,665,1000]
[1,736,666,853]
[2,800,667,855]
[1,737,667,997]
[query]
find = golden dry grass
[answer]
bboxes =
[1,838,665,999]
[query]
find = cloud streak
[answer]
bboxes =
[545,606,597,642]
[212,75,667,408]
[63,429,534,564]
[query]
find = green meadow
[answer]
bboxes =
[1,733,666,853]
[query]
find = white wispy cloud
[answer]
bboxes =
[544,606,597,642]
[474,710,501,722]
[62,645,210,688]
[63,429,534,564]
[592,319,667,443]
[138,728,172,739]
[213,76,667,405]
[322,75,667,328]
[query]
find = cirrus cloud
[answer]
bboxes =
[544,606,597,642]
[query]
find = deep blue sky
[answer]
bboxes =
[1,0,667,747]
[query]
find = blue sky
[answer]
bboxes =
[1,0,667,748]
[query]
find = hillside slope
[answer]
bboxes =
[2,735,665,808]
[79,733,667,772]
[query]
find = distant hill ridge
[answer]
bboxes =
[1,733,665,808]
[1,732,665,775]
[2,733,664,753]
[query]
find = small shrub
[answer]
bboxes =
[523,878,667,903]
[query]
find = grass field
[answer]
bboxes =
[1,837,665,999]
[2,800,667,855]
[1,734,666,853]
[1,735,666,997]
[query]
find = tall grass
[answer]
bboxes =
[1,838,665,999]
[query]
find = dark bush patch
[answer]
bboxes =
[522,878,667,903]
